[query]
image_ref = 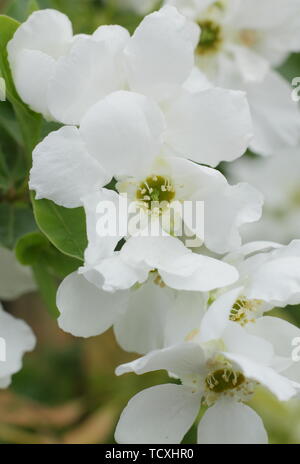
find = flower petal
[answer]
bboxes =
[0,247,36,301]
[223,322,274,366]
[0,304,36,382]
[246,242,300,306]
[198,287,243,343]
[197,399,268,444]
[124,6,199,101]
[82,190,123,267]
[120,235,239,291]
[116,342,205,378]
[225,352,298,401]
[48,27,130,124]
[30,126,108,208]
[246,71,300,156]
[7,9,73,117]
[165,88,252,166]
[9,49,55,118]
[57,271,128,337]
[204,182,263,254]
[115,384,200,444]
[8,9,72,61]
[164,291,207,346]
[114,281,171,354]
[80,91,165,178]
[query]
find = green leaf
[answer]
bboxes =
[0,100,22,144]
[0,201,37,249]
[0,15,42,161]
[31,194,87,261]
[15,230,49,265]
[5,0,40,23]
[15,230,80,277]
[32,261,60,319]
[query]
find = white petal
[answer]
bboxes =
[30,126,108,208]
[0,304,36,381]
[48,27,130,124]
[7,9,73,117]
[57,271,128,337]
[82,190,123,267]
[160,254,239,292]
[124,5,199,101]
[116,342,205,378]
[8,9,73,62]
[165,88,253,166]
[183,67,213,93]
[247,316,300,362]
[167,156,227,201]
[204,182,263,254]
[9,49,56,118]
[246,71,300,156]
[120,235,239,291]
[80,91,165,178]
[93,254,150,292]
[231,0,300,30]
[246,251,300,307]
[0,377,11,389]
[0,247,36,301]
[198,287,243,344]
[198,399,268,444]
[164,291,207,346]
[227,44,269,82]
[223,322,274,366]
[225,352,298,401]
[115,384,200,444]
[114,281,171,354]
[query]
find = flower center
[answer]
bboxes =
[197,20,222,55]
[205,368,245,393]
[136,175,175,210]
[229,298,263,326]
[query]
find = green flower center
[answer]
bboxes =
[197,20,222,55]
[136,175,175,210]
[205,368,245,393]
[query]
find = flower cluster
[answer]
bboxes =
[3,1,300,444]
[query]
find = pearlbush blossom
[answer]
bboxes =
[2,2,300,445]
[0,247,36,301]
[166,0,300,155]
[228,147,300,243]
[0,302,36,388]
[115,290,300,443]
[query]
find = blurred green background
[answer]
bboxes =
[0,0,299,444]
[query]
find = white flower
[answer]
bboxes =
[222,240,300,308]
[55,173,249,354]
[56,225,239,353]
[8,6,199,122]
[0,302,36,388]
[57,270,208,354]
[30,86,253,209]
[200,240,300,383]
[114,291,300,444]
[228,147,300,244]
[116,155,262,254]
[166,0,300,155]
[0,247,36,301]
